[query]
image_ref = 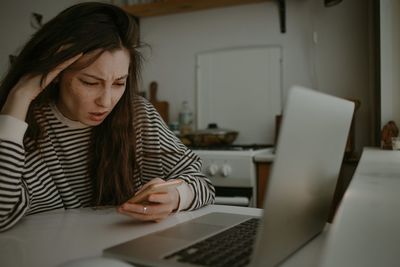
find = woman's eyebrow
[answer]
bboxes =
[81,73,128,81]
[116,75,128,80]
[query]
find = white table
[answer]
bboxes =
[320,148,400,267]
[0,204,328,267]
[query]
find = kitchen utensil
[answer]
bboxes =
[185,123,238,146]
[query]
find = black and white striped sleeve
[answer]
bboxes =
[134,98,215,211]
[0,115,30,232]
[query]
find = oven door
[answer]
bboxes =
[214,186,253,207]
[208,176,255,207]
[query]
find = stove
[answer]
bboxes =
[191,144,275,207]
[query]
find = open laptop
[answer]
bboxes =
[104,86,354,267]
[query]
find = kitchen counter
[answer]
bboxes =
[253,149,275,207]
[253,149,275,162]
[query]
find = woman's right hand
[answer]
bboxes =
[0,53,82,121]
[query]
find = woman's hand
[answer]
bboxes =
[117,178,181,222]
[0,53,82,121]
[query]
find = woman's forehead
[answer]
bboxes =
[70,49,130,78]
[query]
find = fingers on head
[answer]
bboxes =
[48,53,83,79]
[37,53,83,89]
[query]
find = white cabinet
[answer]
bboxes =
[196,46,282,144]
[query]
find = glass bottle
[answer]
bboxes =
[178,101,193,135]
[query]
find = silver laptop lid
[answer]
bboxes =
[251,86,354,267]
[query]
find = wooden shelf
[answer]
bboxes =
[122,0,271,18]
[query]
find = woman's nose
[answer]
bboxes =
[96,88,112,108]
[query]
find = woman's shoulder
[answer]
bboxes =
[133,94,150,106]
[132,95,167,131]
[133,95,160,117]
[31,102,54,122]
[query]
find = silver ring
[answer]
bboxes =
[143,206,147,213]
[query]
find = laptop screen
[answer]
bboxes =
[251,86,354,266]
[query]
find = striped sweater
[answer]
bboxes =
[0,96,215,232]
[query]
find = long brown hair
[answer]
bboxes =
[0,2,143,205]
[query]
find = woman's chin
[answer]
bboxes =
[81,117,105,126]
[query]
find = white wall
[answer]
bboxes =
[0,0,90,77]
[140,0,374,155]
[380,0,400,128]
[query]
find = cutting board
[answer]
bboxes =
[149,81,169,124]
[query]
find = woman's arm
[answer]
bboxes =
[0,115,30,232]
[117,98,215,221]
[0,54,82,231]
[160,137,216,211]
[138,98,215,210]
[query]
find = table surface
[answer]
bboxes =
[0,204,328,267]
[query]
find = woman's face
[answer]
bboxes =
[57,49,130,126]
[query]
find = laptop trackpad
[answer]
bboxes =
[156,222,224,241]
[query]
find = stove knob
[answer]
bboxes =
[221,164,232,177]
[207,163,219,176]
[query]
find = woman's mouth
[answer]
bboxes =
[88,111,108,122]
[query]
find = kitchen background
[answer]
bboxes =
[0,0,399,158]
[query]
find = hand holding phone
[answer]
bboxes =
[128,179,183,204]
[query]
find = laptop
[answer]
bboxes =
[104,86,355,267]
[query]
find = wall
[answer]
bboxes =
[0,0,88,77]
[312,0,375,152]
[380,0,400,128]
[140,0,374,156]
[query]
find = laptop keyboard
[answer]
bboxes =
[165,217,260,267]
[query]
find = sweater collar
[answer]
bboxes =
[49,102,91,129]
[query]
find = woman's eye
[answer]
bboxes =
[80,80,98,86]
[114,83,126,87]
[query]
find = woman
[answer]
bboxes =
[0,2,215,231]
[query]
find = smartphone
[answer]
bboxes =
[128,180,183,204]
